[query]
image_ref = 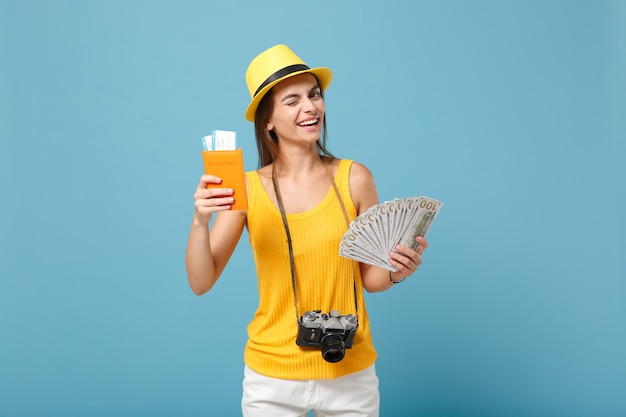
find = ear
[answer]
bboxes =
[266,119,274,131]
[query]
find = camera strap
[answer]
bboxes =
[272,159,359,320]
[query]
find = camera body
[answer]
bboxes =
[296,310,358,363]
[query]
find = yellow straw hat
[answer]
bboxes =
[244,44,332,122]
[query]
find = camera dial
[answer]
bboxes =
[303,311,318,322]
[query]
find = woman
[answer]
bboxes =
[185,44,428,417]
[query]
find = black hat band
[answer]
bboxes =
[254,64,310,97]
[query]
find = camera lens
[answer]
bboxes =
[320,334,345,363]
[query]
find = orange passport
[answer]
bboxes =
[201,148,247,211]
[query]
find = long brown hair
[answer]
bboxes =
[253,76,335,168]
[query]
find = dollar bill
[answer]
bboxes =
[339,196,443,271]
[397,196,442,251]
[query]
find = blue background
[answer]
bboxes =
[1,1,625,416]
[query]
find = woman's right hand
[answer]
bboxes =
[193,175,235,224]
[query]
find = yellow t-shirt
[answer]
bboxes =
[243,159,377,380]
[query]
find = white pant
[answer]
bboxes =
[241,364,380,417]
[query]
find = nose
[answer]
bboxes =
[301,97,317,113]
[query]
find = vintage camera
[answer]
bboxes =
[296,310,358,363]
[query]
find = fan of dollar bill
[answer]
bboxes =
[339,196,444,271]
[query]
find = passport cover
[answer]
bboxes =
[201,148,247,211]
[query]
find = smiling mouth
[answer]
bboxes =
[298,117,319,127]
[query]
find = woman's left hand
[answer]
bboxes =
[388,236,429,282]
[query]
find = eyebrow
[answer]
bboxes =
[279,85,321,103]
